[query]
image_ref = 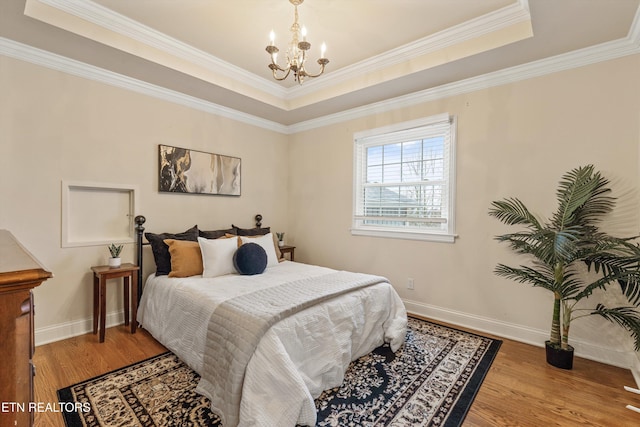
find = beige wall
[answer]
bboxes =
[288,54,640,366]
[2,49,639,366]
[0,56,289,342]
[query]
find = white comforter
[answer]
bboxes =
[137,261,407,426]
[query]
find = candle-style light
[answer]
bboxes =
[265,0,329,84]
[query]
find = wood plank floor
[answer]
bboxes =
[32,320,639,426]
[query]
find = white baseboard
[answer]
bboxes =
[404,298,639,376]
[35,310,125,346]
[631,356,640,390]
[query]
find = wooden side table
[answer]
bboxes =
[279,245,296,261]
[91,263,139,343]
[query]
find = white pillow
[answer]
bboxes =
[198,237,238,278]
[240,233,279,268]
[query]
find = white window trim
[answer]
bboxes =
[351,114,457,243]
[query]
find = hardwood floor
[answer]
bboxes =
[33,326,166,427]
[32,321,639,426]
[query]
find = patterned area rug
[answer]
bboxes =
[58,317,501,426]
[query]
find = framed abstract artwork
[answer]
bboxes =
[158,145,241,196]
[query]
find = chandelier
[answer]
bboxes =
[265,0,329,84]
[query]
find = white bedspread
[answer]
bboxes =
[137,261,407,427]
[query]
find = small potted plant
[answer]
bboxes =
[108,243,123,268]
[276,232,285,247]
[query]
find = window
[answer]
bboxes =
[352,113,456,242]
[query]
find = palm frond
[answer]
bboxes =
[573,174,615,226]
[495,228,580,265]
[618,276,640,306]
[551,227,582,261]
[591,304,640,351]
[556,269,585,298]
[585,249,640,305]
[552,165,614,229]
[494,264,556,291]
[494,231,545,257]
[489,198,542,230]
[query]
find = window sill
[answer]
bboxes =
[350,228,457,243]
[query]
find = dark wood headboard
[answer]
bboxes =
[134,214,264,303]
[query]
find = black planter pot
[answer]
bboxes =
[545,341,574,369]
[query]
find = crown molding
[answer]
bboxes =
[1,1,638,136]
[35,0,531,104]
[0,37,288,134]
[630,0,640,46]
[289,23,640,133]
[35,0,288,99]
[287,0,532,99]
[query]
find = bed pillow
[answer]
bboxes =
[199,228,236,240]
[198,236,238,278]
[233,243,267,275]
[146,226,198,275]
[236,231,283,261]
[233,225,270,236]
[239,233,279,267]
[164,239,203,278]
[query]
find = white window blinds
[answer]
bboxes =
[353,114,456,242]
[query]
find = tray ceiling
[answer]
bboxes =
[1,0,638,129]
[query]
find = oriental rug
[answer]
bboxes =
[58,317,501,427]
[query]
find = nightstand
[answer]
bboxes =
[279,245,296,261]
[91,263,139,343]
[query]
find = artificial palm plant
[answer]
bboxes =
[489,165,640,368]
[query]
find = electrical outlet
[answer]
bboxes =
[407,278,414,290]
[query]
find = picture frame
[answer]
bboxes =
[158,144,241,196]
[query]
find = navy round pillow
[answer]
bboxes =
[233,242,268,275]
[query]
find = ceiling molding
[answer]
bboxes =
[35,0,287,99]
[0,37,288,134]
[32,0,532,109]
[631,1,640,44]
[1,2,638,136]
[288,31,640,133]
[286,0,532,99]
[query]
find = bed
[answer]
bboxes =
[134,215,407,427]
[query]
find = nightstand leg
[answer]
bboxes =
[92,274,98,335]
[123,276,130,326]
[99,278,106,343]
[131,273,138,334]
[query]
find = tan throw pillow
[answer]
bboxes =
[164,239,203,277]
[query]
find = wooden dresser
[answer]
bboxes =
[0,230,52,427]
